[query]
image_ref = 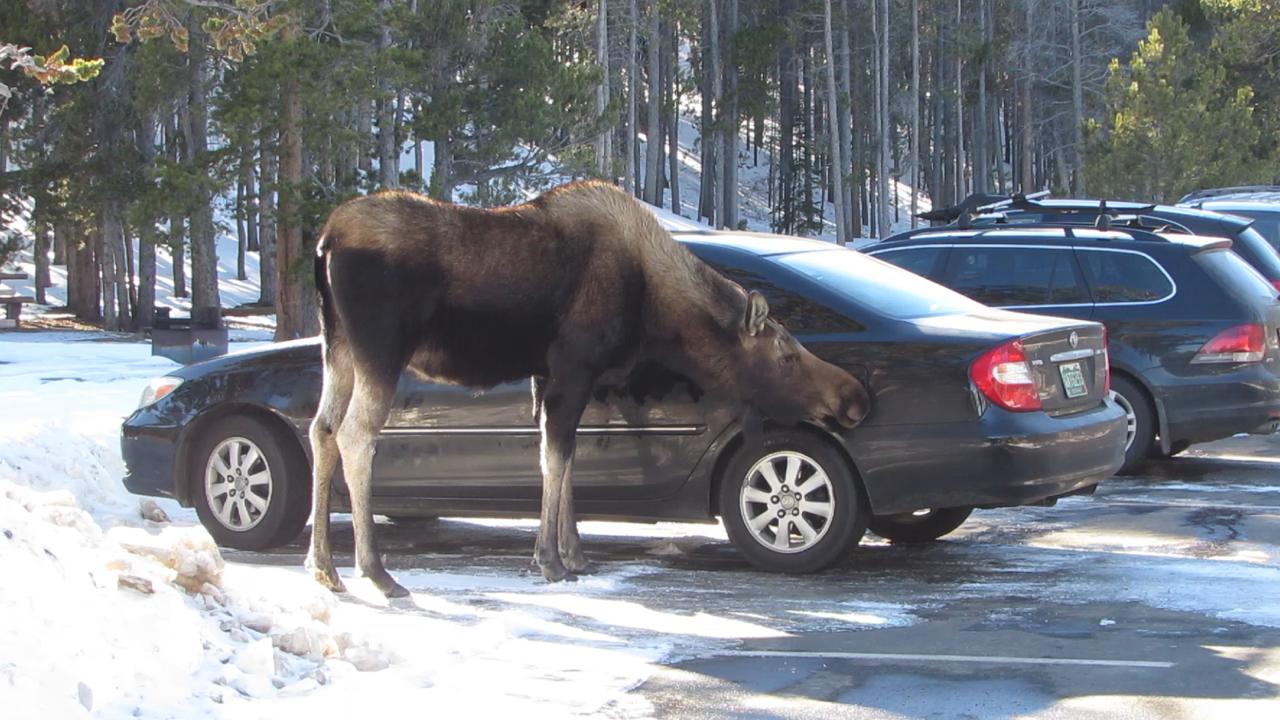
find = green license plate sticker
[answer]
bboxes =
[1059,361,1088,399]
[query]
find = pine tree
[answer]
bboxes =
[1084,8,1265,203]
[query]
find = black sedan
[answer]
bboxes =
[122,231,1126,573]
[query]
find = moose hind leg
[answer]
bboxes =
[535,375,593,582]
[307,349,354,593]
[337,366,408,598]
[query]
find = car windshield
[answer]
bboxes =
[781,249,986,319]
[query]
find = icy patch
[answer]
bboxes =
[786,601,918,629]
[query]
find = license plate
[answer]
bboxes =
[1059,361,1088,399]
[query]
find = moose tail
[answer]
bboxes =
[314,235,337,342]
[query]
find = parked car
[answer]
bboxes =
[1179,189,1280,252]
[122,231,1126,573]
[867,225,1280,473]
[902,194,1280,291]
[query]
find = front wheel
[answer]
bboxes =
[718,429,867,573]
[190,414,310,550]
[869,507,973,543]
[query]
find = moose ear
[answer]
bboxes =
[744,291,769,336]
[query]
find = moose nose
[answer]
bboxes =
[841,382,870,427]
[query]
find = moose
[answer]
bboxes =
[307,180,870,597]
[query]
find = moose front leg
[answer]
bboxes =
[535,374,593,582]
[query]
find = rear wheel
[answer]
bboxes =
[1111,376,1155,475]
[190,415,310,550]
[718,429,867,573]
[869,507,973,543]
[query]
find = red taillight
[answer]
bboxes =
[970,339,1041,411]
[1192,324,1265,364]
[1270,279,1280,293]
[1102,326,1111,394]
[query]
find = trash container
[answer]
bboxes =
[150,307,230,364]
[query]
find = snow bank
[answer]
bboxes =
[0,336,675,718]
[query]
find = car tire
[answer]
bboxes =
[190,414,310,551]
[718,429,867,573]
[868,507,973,543]
[1111,376,1155,475]
[1150,439,1190,460]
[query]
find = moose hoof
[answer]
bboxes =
[538,560,573,583]
[306,559,347,594]
[371,574,410,599]
[562,556,597,575]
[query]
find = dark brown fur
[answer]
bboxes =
[306,180,869,595]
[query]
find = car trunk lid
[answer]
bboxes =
[1020,324,1109,416]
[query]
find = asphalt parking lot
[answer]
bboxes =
[230,434,1280,718]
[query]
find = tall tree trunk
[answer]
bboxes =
[954,0,966,202]
[876,0,892,237]
[275,17,317,340]
[595,0,612,178]
[377,0,399,188]
[242,146,258,252]
[823,0,848,244]
[98,214,117,330]
[777,0,797,234]
[643,4,663,205]
[666,21,682,215]
[357,100,373,176]
[974,0,989,193]
[910,0,920,226]
[1019,1,1035,193]
[258,142,277,306]
[235,172,248,282]
[185,30,220,318]
[33,223,49,305]
[721,0,739,230]
[1069,0,1085,195]
[698,6,716,222]
[837,1,855,237]
[709,0,724,227]
[626,0,639,195]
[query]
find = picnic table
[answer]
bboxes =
[0,271,33,329]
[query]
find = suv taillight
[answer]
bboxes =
[1270,279,1280,293]
[1192,324,1265,364]
[970,339,1041,411]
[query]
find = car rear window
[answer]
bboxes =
[1242,215,1280,250]
[1077,249,1173,303]
[781,250,985,319]
[1229,226,1280,280]
[1195,248,1279,302]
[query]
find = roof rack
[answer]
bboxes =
[918,191,1159,228]
[1179,185,1280,204]
[960,222,1172,243]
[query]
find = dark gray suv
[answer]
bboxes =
[868,225,1280,474]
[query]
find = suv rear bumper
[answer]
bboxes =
[1154,364,1280,445]
[852,399,1127,516]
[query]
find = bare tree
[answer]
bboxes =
[595,0,612,178]
[823,0,847,244]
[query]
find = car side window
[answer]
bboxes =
[1077,250,1173,303]
[712,264,863,334]
[942,246,1086,307]
[875,247,946,279]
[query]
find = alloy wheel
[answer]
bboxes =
[204,436,273,531]
[1112,391,1138,452]
[739,451,835,554]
